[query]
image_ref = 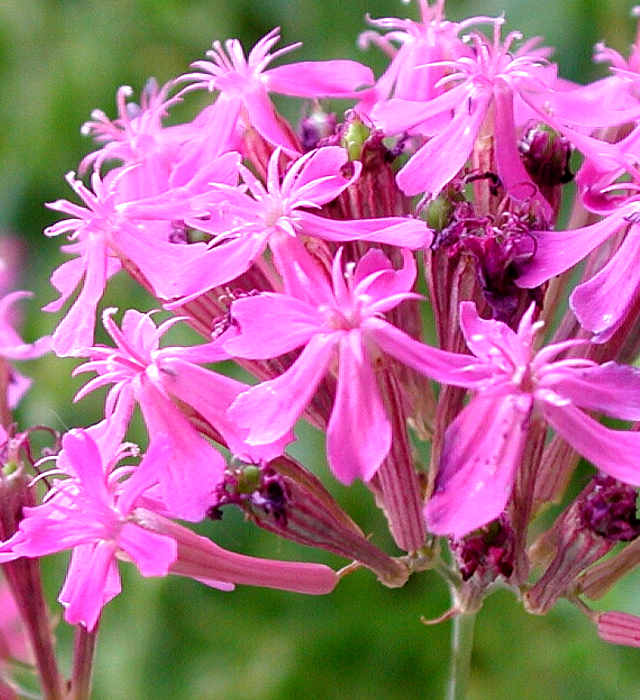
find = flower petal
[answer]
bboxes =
[265,60,373,98]
[543,402,640,486]
[242,85,301,153]
[546,362,640,421]
[424,392,532,538]
[517,210,631,288]
[569,226,640,339]
[155,357,293,461]
[367,318,475,385]
[396,89,491,197]
[118,522,177,577]
[60,430,110,506]
[228,334,335,444]
[168,232,268,304]
[138,381,226,521]
[51,235,110,356]
[223,293,322,359]
[59,542,120,631]
[296,211,432,249]
[326,332,391,484]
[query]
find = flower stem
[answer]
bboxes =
[69,621,100,700]
[446,607,476,700]
[2,558,66,700]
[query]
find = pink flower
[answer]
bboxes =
[222,246,471,484]
[73,309,225,521]
[44,153,238,355]
[371,19,632,204]
[79,79,184,184]
[167,146,431,304]
[356,0,475,113]
[180,28,373,153]
[0,430,334,631]
[424,302,640,537]
[44,172,125,356]
[74,307,290,520]
[0,430,177,631]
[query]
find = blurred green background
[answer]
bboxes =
[3,1,640,698]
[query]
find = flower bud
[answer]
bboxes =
[209,454,410,587]
[449,515,516,612]
[519,124,573,217]
[526,475,640,615]
[597,611,640,648]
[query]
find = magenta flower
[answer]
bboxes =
[44,171,125,356]
[424,302,640,537]
[79,79,184,184]
[0,430,331,632]
[73,308,226,520]
[74,307,291,520]
[0,430,177,631]
[356,0,477,112]
[168,145,431,304]
[79,78,240,198]
[222,246,472,484]
[44,152,239,355]
[371,19,631,203]
[180,28,373,153]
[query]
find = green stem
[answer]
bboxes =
[446,608,477,700]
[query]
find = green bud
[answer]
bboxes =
[341,119,370,161]
[235,464,261,494]
[187,228,213,244]
[426,194,454,231]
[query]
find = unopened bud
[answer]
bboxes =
[597,611,640,648]
[526,476,640,615]
[210,455,410,587]
[519,124,573,217]
[449,515,516,612]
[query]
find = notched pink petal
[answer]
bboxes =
[59,542,120,631]
[547,362,640,420]
[517,211,631,288]
[368,319,475,386]
[396,91,491,197]
[118,522,177,577]
[297,211,432,250]
[60,430,110,505]
[543,402,640,486]
[569,227,640,339]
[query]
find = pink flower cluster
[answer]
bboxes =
[4,0,640,669]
